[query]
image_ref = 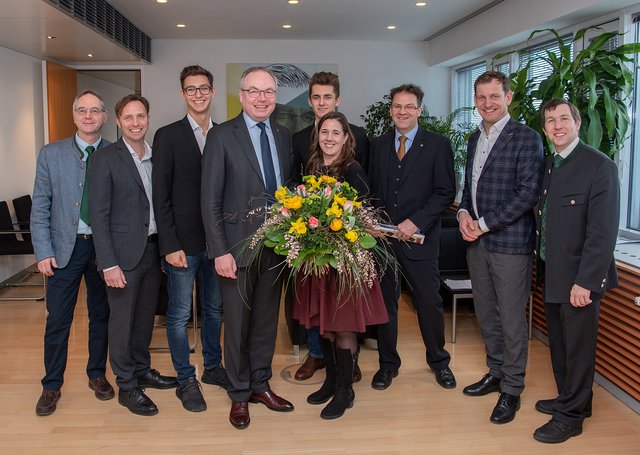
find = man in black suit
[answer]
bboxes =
[201,67,294,429]
[89,94,177,417]
[533,99,619,443]
[290,71,370,381]
[152,65,227,413]
[368,83,457,392]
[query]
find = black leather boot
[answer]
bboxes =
[320,347,355,419]
[307,338,336,405]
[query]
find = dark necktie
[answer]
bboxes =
[539,154,564,261]
[80,145,95,225]
[257,122,277,199]
[398,135,407,161]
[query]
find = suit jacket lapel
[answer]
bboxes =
[179,116,203,159]
[272,123,290,184]
[232,113,264,184]
[115,138,146,193]
[480,118,516,178]
[399,129,426,187]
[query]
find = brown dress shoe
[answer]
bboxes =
[294,355,326,380]
[89,377,115,401]
[229,402,250,429]
[36,389,61,416]
[249,389,294,412]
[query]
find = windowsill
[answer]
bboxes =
[614,239,640,270]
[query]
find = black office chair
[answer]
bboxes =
[12,195,33,244]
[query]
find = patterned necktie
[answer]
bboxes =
[80,145,95,225]
[539,154,564,261]
[257,122,277,200]
[397,135,407,161]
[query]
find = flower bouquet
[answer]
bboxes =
[248,174,394,295]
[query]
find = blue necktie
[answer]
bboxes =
[257,122,277,199]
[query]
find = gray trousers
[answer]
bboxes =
[466,241,532,396]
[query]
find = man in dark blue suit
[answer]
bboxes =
[368,83,457,392]
[458,71,544,424]
[153,65,228,413]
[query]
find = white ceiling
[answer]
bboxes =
[0,0,502,64]
[108,0,500,41]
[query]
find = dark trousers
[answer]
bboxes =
[42,237,109,391]
[544,299,599,426]
[106,241,161,391]
[219,250,283,402]
[377,248,450,372]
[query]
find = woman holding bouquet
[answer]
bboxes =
[292,111,388,419]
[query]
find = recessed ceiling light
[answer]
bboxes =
[156,0,168,3]
[47,35,56,39]
[416,2,427,6]
[87,53,93,58]
[176,23,186,28]
[282,24,292,29]
[288,1,299,4]
[387,25,397,30]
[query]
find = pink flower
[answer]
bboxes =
[343,200,353,212]
[308,216,319,228]
[279,207,290,217]
[297,184,307,196]
[324,186,332,198]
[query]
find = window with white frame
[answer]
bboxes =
[628,16,640,231]
[454,62,485,126]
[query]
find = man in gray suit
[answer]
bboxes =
[533,99,619,443]
[89,94,177,417]
[31,89,113,416]
[202,67,294,429]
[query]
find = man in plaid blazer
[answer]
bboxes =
[457,71,544,425]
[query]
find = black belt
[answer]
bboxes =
[147,233,158,243]
[77,234,92,240]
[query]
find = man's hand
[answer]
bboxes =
[397,219,419,241]
[366,226,385,239]
[104,266,127,288]
[215,253,237,279]
[459,211,482,242]
[570,284,592,308]
[166,250,187,268]
[37,257,57,276]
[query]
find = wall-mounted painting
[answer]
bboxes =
[227,63,339,134]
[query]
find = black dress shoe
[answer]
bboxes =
[434,367,457,389]
[118,388,158,416]
[463,373,501,396]
[535,398,592,418]
[138,369,178,389]
[201,365,230,390]
[88,376,115,401]
[371,369,398,390]
[176,377,206,412]
[533,419,582,443]
[35,389,61,416]
[490,392,520,424]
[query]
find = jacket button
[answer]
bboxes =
[570,200,576,205]
[538,210,542,215]
[535,230,539,235]
[543,189,547,195]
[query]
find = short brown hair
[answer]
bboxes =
[180,65,213,88]
[114,94,150,118]
[389,83,424,106]
[540,98,581,125]
[308,71,340,98]
[474,70,510,95]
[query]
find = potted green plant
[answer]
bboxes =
[494,26,640,158]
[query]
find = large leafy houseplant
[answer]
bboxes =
[495,26,640,158]
[360,95,474,173]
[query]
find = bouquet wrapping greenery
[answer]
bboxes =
[248,175,393,295]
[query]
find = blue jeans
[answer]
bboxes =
[306,326,323,358]
[164,249,223,382]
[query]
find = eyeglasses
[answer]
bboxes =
[391,104,419,112]
[183,85,212,96]
[241,89,277,99]
[74,107,105,116]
